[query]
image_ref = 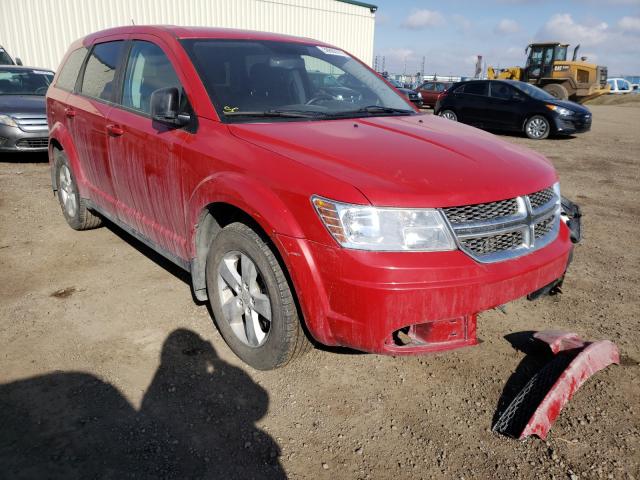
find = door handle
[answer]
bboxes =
[106,124,125,137]
[64,107,76,118]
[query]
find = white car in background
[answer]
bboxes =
[607,78,633,94]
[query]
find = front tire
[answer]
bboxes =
[439,109,457,121]
[206,222,310,370]
[524,115,551,140]
[54,150,102,230]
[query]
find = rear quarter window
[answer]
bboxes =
[463,82,488,96]
[56,47,88,91]
[80,41,125,102]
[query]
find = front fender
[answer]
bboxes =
[186,171,306,246]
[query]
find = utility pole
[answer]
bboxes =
[421,56,425,78]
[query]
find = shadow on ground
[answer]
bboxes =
[0,329,285,479]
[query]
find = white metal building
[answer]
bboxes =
[1,0,377,71]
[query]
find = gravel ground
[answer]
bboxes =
[1,104,638,479]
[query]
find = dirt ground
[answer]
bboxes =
[1,104,639,479]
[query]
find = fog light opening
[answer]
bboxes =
[386,315,478,352]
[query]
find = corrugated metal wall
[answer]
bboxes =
[0,0,375,71]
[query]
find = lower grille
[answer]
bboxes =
[535,215,556,239]
[15,138,48,149]
[442,185,561,263]
[461,231,524,256]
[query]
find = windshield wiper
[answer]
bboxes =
[223,109,322,119]
[323,105,414,118]
[356,105,414,114]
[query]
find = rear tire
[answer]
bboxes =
[543,83,569,101]
[439,109,457,121]
[54,150,102,230]
[524,115,551,140]
[206,222,311,370]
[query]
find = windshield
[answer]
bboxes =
[181,39,413,121]
[511,81,556,101]
[0,69,54,95]
[554,46,568,62]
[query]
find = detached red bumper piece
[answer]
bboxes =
[493,331,619,440]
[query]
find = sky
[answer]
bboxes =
[372,0,640,77]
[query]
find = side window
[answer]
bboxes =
[122,41,182,114]
[617,79,629,91]
[464,82,488,96]
[81,41,125,102]
[453,84,465,94]
[56,47,88,91]
[490,82,513,100]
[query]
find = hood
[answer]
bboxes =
[546,99,591,115]
[229,114,557,208]
[0,95,46,115]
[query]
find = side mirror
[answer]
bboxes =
[150,87,190,126]
[15,57,23,66]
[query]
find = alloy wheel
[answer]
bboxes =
[58,164,78,218]
[527,117,548,139]
[217,251,272,347]
[440,110,457,121]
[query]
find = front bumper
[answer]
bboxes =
[0,124,49,152]
[552,114,592,135]
[277,222,574,355]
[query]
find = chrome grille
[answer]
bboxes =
[534,215,556,239]
[461,231,523,256]
[13,114,49,133]
[443,198,518,224]
[15,138,48,149]
[442,186,561,263]
[529,187,554,210]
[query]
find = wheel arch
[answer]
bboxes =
[187,173,306,303]
[48,122,85,194]
[522,112,556,135]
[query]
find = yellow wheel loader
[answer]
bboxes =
[487,43,609,103]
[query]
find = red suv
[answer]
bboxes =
[47,26,580,370]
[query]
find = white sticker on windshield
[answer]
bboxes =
[316,46,349,57]
[33,70,53,75]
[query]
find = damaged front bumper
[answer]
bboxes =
[493,331,619,440]
[527,196,582,301]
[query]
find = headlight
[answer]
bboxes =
[417,92,423,98]
[546,105,573,116]
[0,114,18,127]
[312,196,456,251]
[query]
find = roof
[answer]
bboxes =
[528,42,569,47]
[336,0,377,12]
[82,25,334,48]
